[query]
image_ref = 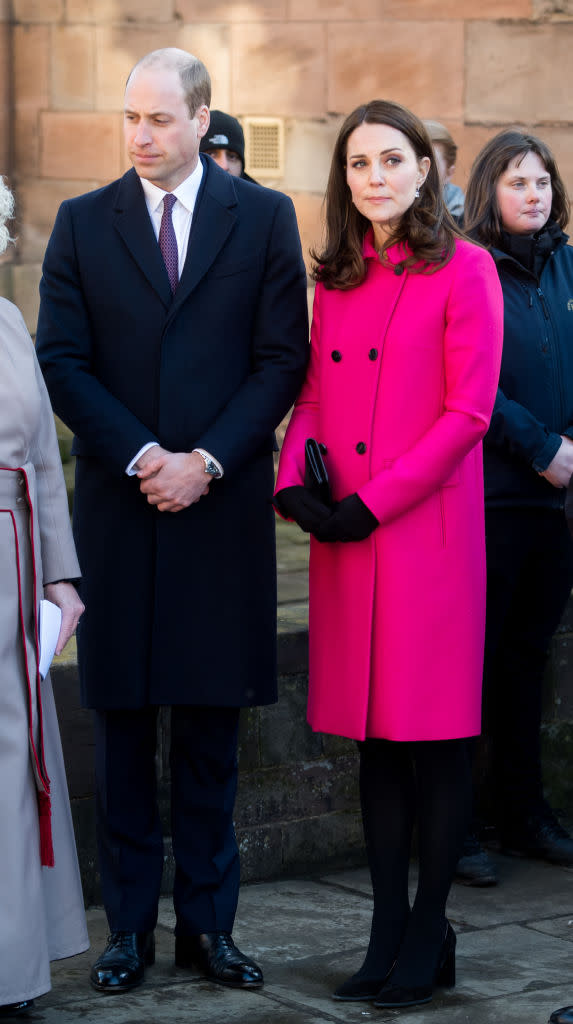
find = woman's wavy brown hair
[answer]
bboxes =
[312,100,463,290]
[465,128,570,248]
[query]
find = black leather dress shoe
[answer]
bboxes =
[0,1003,34,1018]
[175,932,263,988]
[550,1007,573,1023]
[502,809,573,865]
[454,833,498,887]
[90,931,155,993]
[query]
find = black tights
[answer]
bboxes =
[356,736,471,988]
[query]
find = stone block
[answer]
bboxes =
[177,0,286,20]
[238,707,261,771]
[51,25,95,110]
[67,0,175,19]
[289,0,379,17]
[12,0,64,19]
[52,664,95,800]
[16,178,98,262]
[0,265,13,301]
[286,191,323,275]
[0,25,9,172]
[380,0,531,14]
[327,21,464,119]
[282,116,343,195]
[548,635,573,721]
[541,722,573,820]
[13,25,50,174]
[466,23,573,123]
[260,672,322,766]
[95,24,230,113]
[281,810,365,874]
[321,732,358,760]
[237,824,283,882]
[235,758,359,828]
[534,0,573,14]
[40,112,123,181]
[277,624,308,675]
[70,797,99,907]
[11,261,41,333]
[232,22,326,117]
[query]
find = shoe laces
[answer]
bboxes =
[107,931,137,952]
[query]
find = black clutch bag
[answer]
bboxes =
[304,438,332,507]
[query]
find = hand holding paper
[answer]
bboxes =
[43,581,85,665]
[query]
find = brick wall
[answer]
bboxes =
[3,1,573,330]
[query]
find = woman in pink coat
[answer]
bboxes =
[275,100,503,1008]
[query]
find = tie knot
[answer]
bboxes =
[163,193,176,214]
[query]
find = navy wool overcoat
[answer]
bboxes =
[36,156,309,710]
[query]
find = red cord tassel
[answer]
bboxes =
[37,790,55,867]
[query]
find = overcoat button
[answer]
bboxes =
[368,348,378,360]
[394,263,405,275]
[356,442,367,454]
[331,350,342,362]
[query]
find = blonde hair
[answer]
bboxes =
[423,120,457,169]
[0,177,14,255]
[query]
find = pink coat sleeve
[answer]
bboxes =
[358,246,503,524]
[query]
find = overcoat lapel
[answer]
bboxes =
[112,168,173,310]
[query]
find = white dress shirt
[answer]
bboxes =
[126,160,223,478]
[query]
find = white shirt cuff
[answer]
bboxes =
[126,442,160,476]
[193,448,224,478]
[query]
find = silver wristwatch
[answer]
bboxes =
[196,451,221,477]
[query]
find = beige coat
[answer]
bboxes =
[0,298,88,1004]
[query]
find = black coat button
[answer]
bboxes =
[331,350,342,362]
[356,442,367,454]
[394,263,405,275]
[368,348,378,360]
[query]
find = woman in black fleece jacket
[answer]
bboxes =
[456,130,573,886]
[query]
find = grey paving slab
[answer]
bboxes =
[324,858,573,929]
[157,879,373,963]
[528,914,573,942]
[455,924,571,997]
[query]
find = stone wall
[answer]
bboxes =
[3,1,573,330]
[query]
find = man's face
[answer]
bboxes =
[206,147,242,177]
[124,66,209,191]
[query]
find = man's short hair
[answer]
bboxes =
[126,48,211,118]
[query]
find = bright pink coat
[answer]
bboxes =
[276,236,504,741]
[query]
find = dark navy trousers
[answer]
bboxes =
[94,705,241,935]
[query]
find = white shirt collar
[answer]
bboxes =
[139,159,204,215]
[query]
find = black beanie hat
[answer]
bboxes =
[200,111,245,170]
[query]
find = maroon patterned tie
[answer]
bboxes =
[159,192,178,294]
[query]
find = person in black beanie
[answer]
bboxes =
[200,110,258,183]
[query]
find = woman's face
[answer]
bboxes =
[345,122,430,247]
[495,151,553,236]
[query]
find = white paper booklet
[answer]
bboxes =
[38,599,62,679]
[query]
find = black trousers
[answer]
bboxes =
[483,506,573,823]
[94,704,241,935]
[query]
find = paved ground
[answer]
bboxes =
[27,854,573,1023]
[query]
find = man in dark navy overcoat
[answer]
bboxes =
[36,47,308,994]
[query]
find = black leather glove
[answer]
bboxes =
[316,493,379,543]
[273,485,332,534]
